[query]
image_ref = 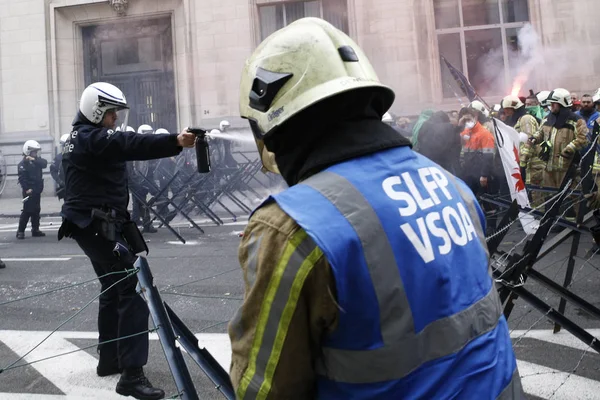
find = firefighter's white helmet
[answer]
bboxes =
[469,100,490,118]
[547,88,572,108]
[219,120,231,131]
[239,17,394,173]
[154,128,169,135]
[138,124,153,134]
[536,90,551,107]
[501,95,524,110]
[23,140,41,156]
[59,134,70,145]
[79,82,129,125]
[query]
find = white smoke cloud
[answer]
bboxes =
[477,23,586,98]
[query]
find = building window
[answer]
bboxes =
[434,0,530,98]
[258,0,349,41]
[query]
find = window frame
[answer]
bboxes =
[435,0,530,98]
[256,0,349,43]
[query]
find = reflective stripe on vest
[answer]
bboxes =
[300,171,501,383]
[237,229,323,400]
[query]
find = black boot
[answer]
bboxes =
[116,368,164,400]
[142,225,157,234]
[32,230,46,237]
[0,259,5,269]
[16,232,25,240]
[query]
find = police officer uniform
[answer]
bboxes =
[59,82,193,400]
[17,142,48,239]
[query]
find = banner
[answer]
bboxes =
[492,118,539,235]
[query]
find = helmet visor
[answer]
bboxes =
[117,109,130,132]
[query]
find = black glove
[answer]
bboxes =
[538,141,552,162]
[520,166,527,184]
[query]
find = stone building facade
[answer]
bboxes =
[0,0,598,194]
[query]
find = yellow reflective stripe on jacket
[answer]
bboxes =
[236,229,323,400]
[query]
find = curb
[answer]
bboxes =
[0,212,62,218]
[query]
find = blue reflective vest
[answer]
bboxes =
[269,146,520,399]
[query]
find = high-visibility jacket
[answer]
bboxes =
[264,146,522,399]
[460,121,495,179]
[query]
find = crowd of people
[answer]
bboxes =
[382,88,598,234]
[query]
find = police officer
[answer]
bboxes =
[229,18,522,399]
[153,129,178,222]
[129,125,157,233]
[17,140,48,239]
[49,133,70,200]
[59,82,195,400]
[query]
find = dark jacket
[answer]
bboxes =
[61,112,184,228]
[416,112,462,175]
[17,156,48,195]
[50,153,65,198]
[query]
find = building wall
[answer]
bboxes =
[0,0,599,168]
[0,0,49,137]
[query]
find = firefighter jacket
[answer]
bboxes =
[515,114,544,173]
[531,110,589,173]
[229,145,523,400]
[460,121,495,179]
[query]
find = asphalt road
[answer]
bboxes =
[0,215,599,399]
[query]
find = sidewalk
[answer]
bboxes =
[0,196,62,218]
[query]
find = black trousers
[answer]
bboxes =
[131,188,151,228]
[72,223,149,369]
[18,193,41,233]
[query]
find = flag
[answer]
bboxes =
[442,57,477,102]
[492,118,539,235]
[441,57,492,110]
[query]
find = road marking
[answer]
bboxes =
[0,329,598,399]
[518,360,600,399]
[511,329,600,352]
[2,258,72,262]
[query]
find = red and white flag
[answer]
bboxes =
[492,118,539,235]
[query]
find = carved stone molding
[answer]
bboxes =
[109,0,129,16]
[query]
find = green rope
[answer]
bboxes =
[0,269,135,306]
[0,327,159,373]
[0,267,140,373]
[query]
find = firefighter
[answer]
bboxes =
[501,95,543,207]
[529,88,588,189]
[229,17,522,399]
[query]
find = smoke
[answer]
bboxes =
[207,129,255,144]
[477,23,578,98]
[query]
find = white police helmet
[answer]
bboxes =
[126,126,135,133]
[23,140,41,156]
[219,120,231,131]
[154,128,170,135]
[138,124,153,134]
[59,134,70,145]
[79,82,129,129]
